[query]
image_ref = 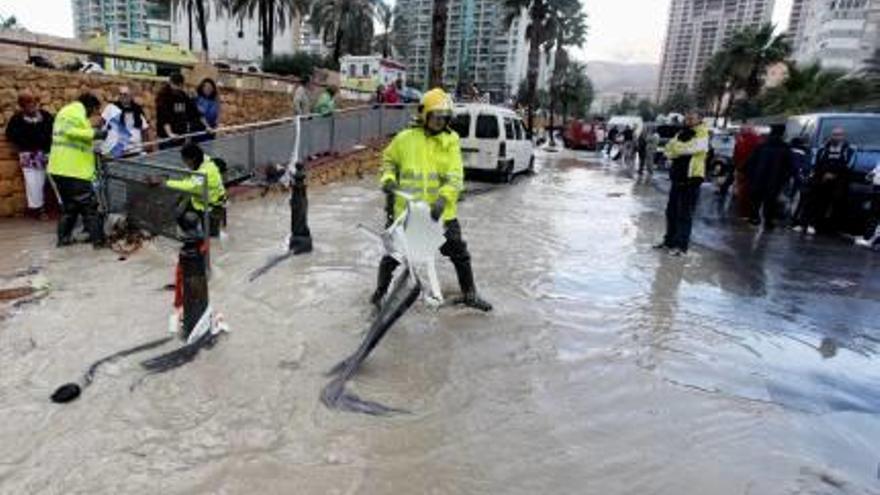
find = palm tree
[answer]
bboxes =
[504,0,552,133]
[545,0,587,143]
[310,0,379,66]
[720,23,790,118]
[698,52,731,125]
[428,0,449,87]
[167,0,211,54]
[233,0,310,60]
[1,15,21,30]
[757,62,872,115]
[374,0,393,58]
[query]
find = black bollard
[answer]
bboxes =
[289,161,313,254]
[179,238,209,341]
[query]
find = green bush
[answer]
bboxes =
[262,53,328,79]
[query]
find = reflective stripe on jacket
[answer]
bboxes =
[381,127,464,222]
[665,123,709,179]
[47,101,96,181]
[166,156,226,212]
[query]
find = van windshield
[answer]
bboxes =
[818,117,880,149]
[450,114,471,138]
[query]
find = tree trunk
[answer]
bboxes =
[187,3,193,51]
[333,23,344,66]
[525,1,544,134]
[712,91,722,127]
[263,2,275,60]
[429,0,449,88]
[195,0,208,55]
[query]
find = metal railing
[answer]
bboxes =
[103,104,417,240]
[101,158,209,241]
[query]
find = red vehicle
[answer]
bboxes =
[563,120,599,150]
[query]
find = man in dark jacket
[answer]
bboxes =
[746,124,793,229]
[156,73,200,149]
[797,127,854,235]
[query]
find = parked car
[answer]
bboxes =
[563,119,599,150]
[401,87,423,104]
[450,103,535,183]
[784,113,880,233]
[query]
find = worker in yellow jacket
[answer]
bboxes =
[162,143,226,238]
[654,111,709,256]
[372,88,492,312]
[47,93,107,247]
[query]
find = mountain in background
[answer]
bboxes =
[585,61,659,97]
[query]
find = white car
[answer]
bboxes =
[450,103,535,183]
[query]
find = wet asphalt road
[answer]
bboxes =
[0,149,878,494]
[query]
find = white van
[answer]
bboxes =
[450,103,535,182]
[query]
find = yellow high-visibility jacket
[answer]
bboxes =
[166,156,226,212]
[47,101,97,181]
[664,123,709,179]
[380,127,464,222]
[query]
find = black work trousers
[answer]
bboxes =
[804,177,849,232]
[663,180,701,251]
[52,174,103,245]
[750,189,781,227]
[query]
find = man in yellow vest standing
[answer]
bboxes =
[48,93,107,248]
[371,88,492,312]
[654,110,709,256]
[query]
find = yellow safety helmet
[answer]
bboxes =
[419,88,454,121]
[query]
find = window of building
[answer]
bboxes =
[349,64,357,77]
[362,64,370,77]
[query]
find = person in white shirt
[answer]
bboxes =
[100,86,150,157]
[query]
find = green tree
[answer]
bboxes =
[608,92,638,115]
[557,62,594,120]
[718,23,789,121]
[262,52,327,78]
[373,0,393,58]
[0,15,22,30]
[636,98,658,122]
[545,0,588,143]
[391,4,411,62]
[233,0,309,60]
[310,0,379,66]
[166,0,211,54]
[429,0,449,87]
[504,0,554,132]
[756,62,874,115]
[698,51,731,123]
[660,85,696,114]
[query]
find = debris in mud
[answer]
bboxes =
[1,273,50,319]
[606,192,625,198]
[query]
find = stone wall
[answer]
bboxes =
[0,63,295,217]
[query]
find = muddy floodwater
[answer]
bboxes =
[1,151,879,494]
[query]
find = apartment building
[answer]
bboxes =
[790,0,880,72]
[73,0,171,42]
[395,0,550,100]
[656,0,775,102]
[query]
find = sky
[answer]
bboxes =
[1,0,794,65]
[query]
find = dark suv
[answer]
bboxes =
[784,113,880,233]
